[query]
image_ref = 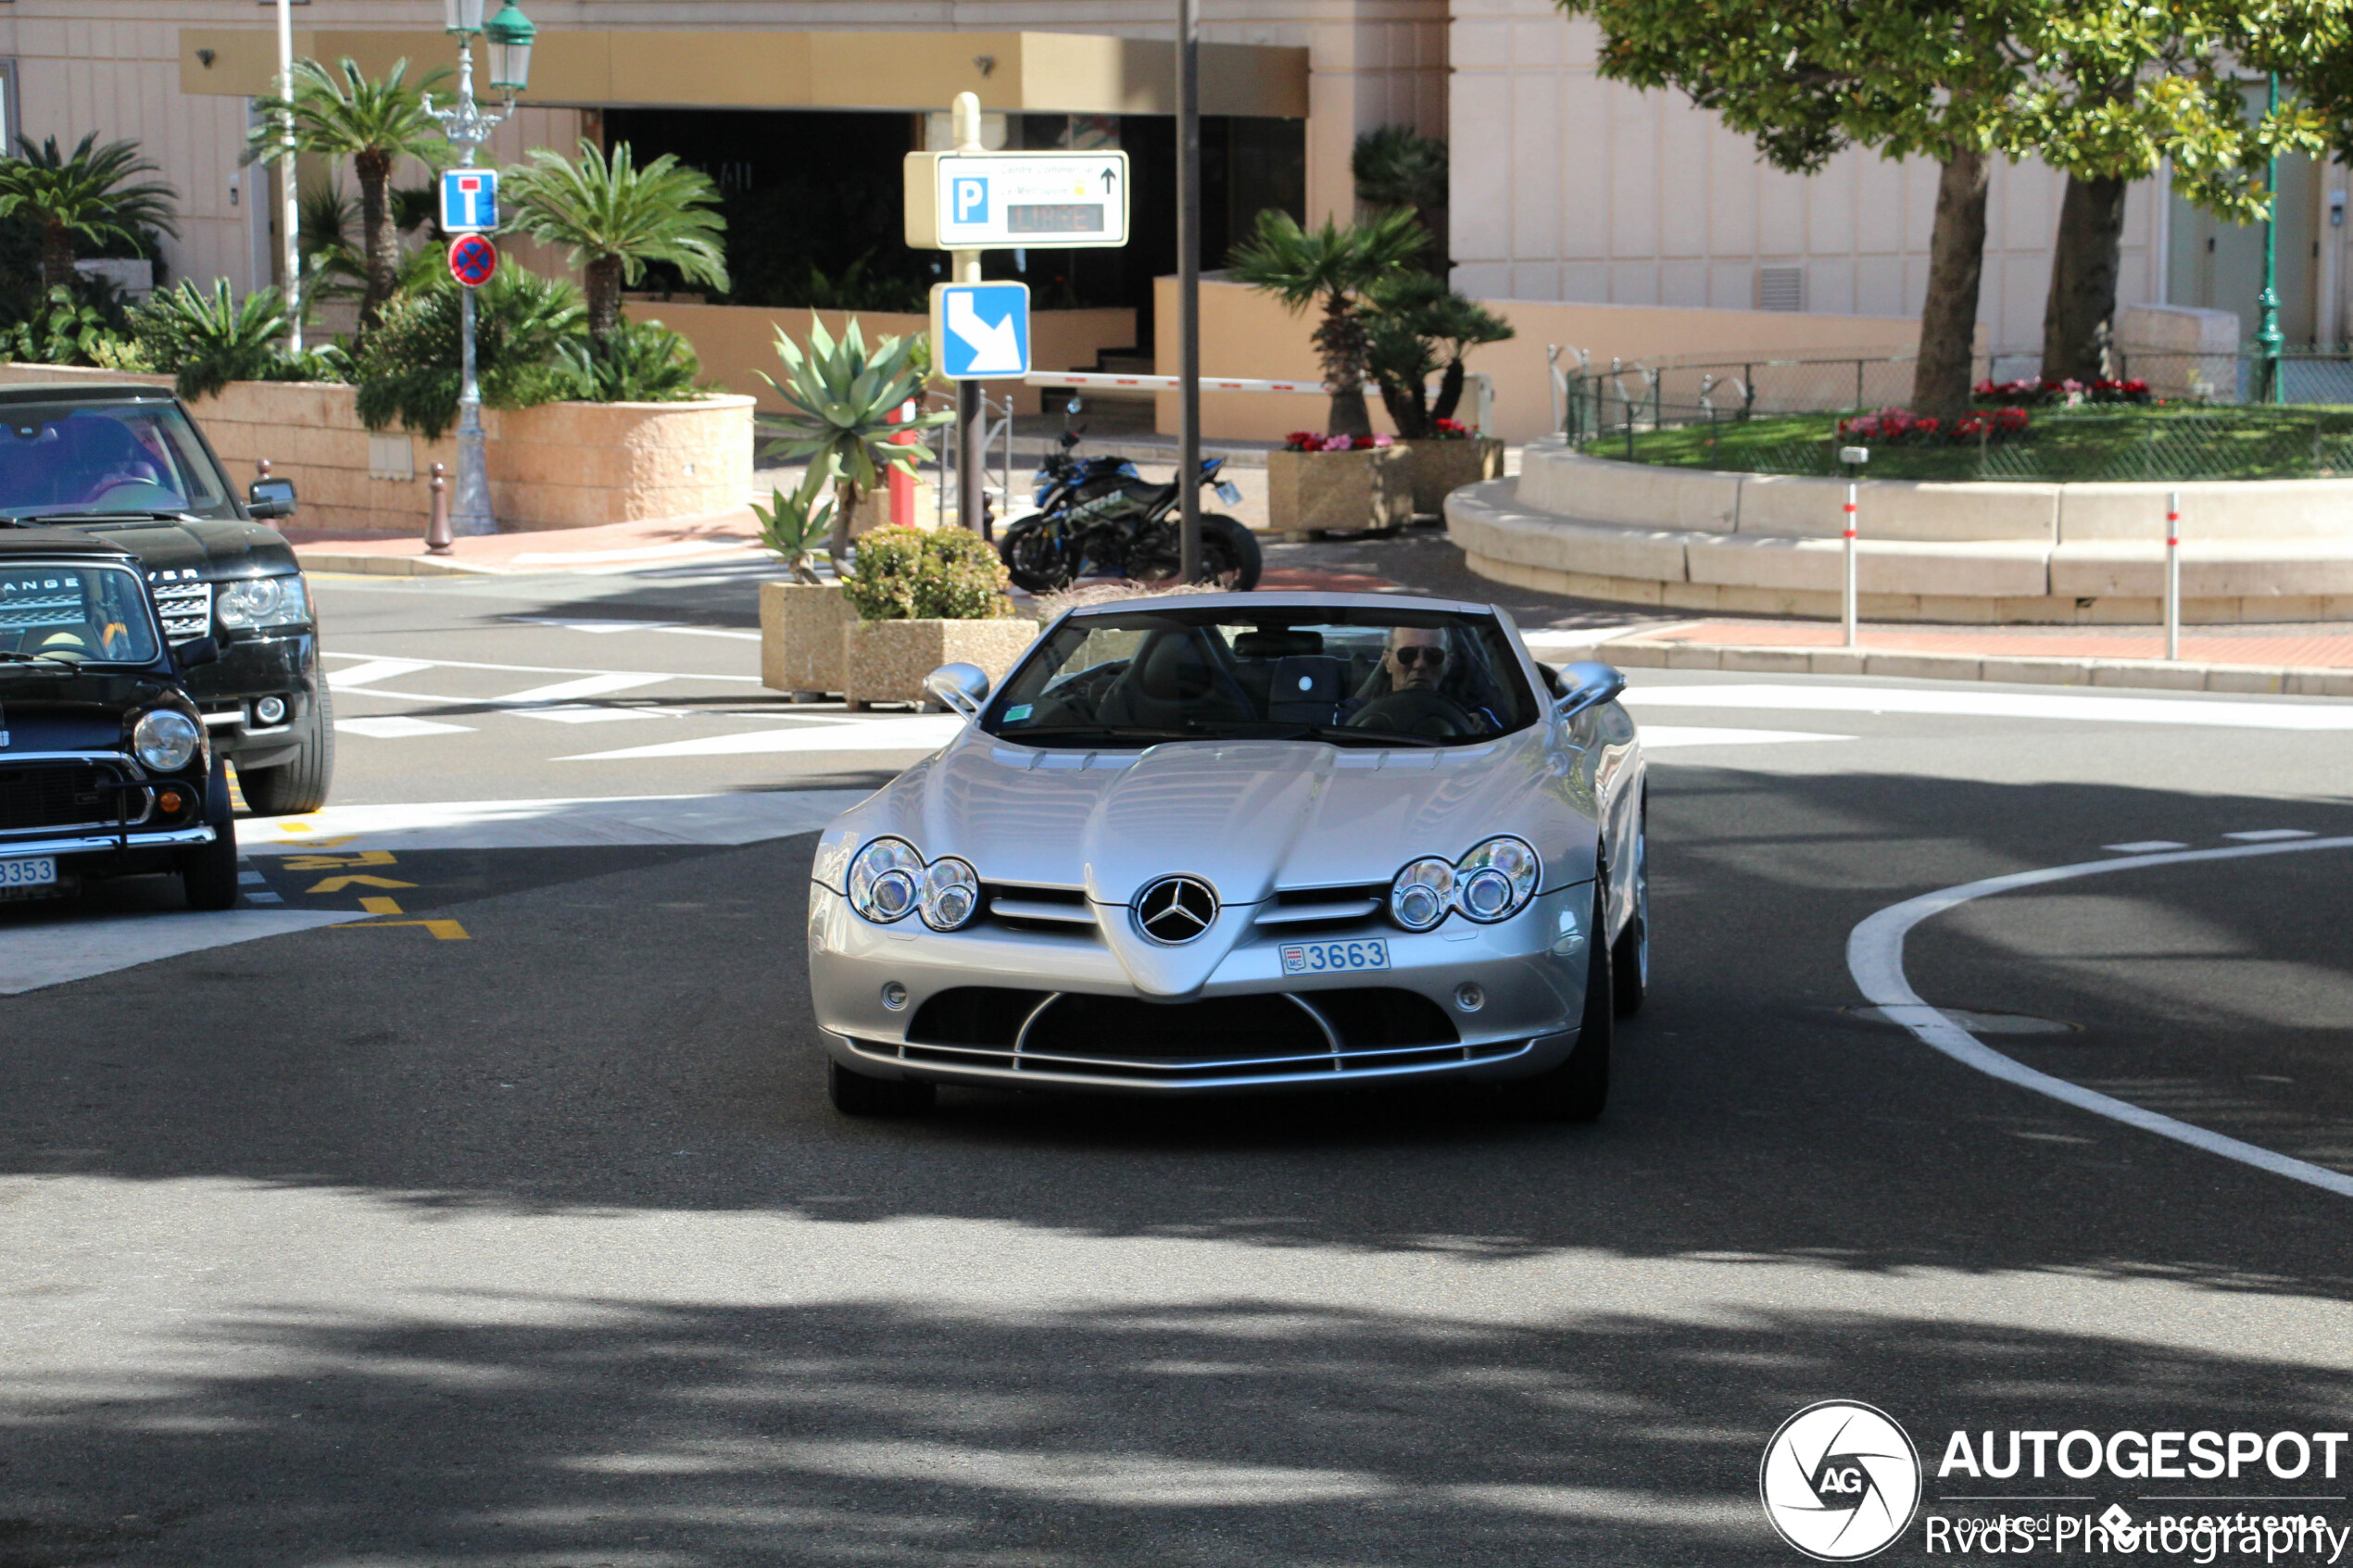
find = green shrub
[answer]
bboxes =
[555,317,703,403]
[841,525,1011,621]
[2,282,135,367]
[354,267,582,440]
[131,279,346,401]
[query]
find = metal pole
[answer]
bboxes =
[1175,0,1203,582]
[1000,392,1013,533]
[275,0,300,354]
[453,277,494,533]
[2258,71,2284,405]
[952,93,985,533]
[2165,489,2182,660]
[426,461,452,554]
[1843,480,1859,647]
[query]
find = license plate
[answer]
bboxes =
[0,857,57,890]
[1280,937,1390,975]
[1214,481,1243,505]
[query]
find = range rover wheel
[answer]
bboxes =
[180,769,241,911]
[1516,878,1611,1123]
[238,684,336,816]
[827,1059,937,1117]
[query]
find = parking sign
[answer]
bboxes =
[902,151,1129,250]
[440,169,498,233]
[929,282,1030,379]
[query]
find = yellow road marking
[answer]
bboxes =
[333,918,471,940]
[283,850,398,871]
[306,873,416,894]
[359,896,404,915]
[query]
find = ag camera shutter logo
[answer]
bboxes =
[1760,1401,1921,1561]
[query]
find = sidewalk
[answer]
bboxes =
[1524,616,2353,696]
[287,508,764,577]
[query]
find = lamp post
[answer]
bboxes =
[275,0,299,355]
[423,0,535,536]
[2257,70,2284,406]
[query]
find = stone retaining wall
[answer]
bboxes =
[1446,438,2353,623]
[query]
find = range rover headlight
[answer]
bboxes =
[1390,856,1455,932]
[920,857,981,931]
[215,573,309,631]
[132,709,202,772]
[848,837,925,923]
[1455,836,1541,922]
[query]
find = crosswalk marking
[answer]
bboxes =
[327,658,434,690]
[493,672,671,706]
[337,716,475,739]
[509,704,670,724]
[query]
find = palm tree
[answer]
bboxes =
[501,141,728,362]
[250,57,447,340]
[1352,126,1449,267]
[1227,207,1426,436]
[0,133,178,291]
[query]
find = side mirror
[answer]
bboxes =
[247,477,297,520]
[1553,659,1626,721]
[924,661,990,719]
[174,635,220,670]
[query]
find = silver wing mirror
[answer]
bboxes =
[924,662,990,719]
[1553,660,1627,721]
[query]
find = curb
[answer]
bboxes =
[296,551,506,578]
[1525,634,2353,697]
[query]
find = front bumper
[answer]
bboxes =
[807,881,1596,1093]
[188,631,319,766]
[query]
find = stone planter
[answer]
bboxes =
[1400,436,1505,516]
[1265,445,1413,538]
[841,616,1040,711]
[760,582,858,699]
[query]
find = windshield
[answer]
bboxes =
[0,562,165,666]
[986,605,1540,748]
[0,402,232,521]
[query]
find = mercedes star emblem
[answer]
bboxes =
[1134,875,1219,945]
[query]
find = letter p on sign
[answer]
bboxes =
[952,176,988,225]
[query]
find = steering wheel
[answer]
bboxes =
[1348,687,1475,738]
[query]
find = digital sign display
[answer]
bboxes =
[1008,203,1108,235]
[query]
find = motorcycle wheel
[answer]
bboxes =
[998,517,1073,592]
[1127,513,1263,592]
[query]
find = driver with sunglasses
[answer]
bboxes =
[1341,625,1503,737]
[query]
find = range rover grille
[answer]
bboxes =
[149,581,212,643]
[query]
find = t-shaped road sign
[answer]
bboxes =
[904,151,1129,250]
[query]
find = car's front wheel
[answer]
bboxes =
[826,1059,937,1117]
[1516,879,1611,1122]
[238,684,336,816]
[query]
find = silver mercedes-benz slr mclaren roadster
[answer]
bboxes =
[804,592,1648,1121]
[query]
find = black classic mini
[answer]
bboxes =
[0,527,238,910]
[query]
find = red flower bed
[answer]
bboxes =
[1837,406,2031,445]
[1282,432,1397,452]
[1973,376,2153,408]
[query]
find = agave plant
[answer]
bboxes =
[749,472,834,585]
[757,316,947,561]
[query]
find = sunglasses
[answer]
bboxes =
[1392,645,1449,667]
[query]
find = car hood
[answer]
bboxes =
[818,727,1598,998]
[0,666,182,754]
[63,518,297,581]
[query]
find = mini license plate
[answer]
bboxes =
[1279,937,1389,975]
[0,857,58,891]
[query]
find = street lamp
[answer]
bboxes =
[423,0,535,536]
[2257,70,2285,405]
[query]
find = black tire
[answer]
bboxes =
[999,518,1073,592]
[1196,514,1262,591]
[1612,799,1649,1018]
[1516,879,1611,1122]
[180,764,241,911]
[827,1058,937,1117]
[237,684,336,816]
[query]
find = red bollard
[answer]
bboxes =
[425,462,453,555]
[887,397,917,527]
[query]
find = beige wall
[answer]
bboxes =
[628,299,1138,416]
[1152,274,1938,444]
[0,363,752,534]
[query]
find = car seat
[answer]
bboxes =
[1096,629,1253,728]
[1265,655,1349,725]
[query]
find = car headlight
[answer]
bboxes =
[132,709,202,772]
[848,837,925,923]
[1455,836,1541,922]
[920,857,981,931]
[215,573,309,631]
[1390,856,1455,932]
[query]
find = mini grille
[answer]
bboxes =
[150,581,212,643]
[0,762,135,833]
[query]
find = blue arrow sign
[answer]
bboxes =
[931,282,1030,380]
[440,169,498,233]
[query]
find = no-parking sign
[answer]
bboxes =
[447,233,498,289]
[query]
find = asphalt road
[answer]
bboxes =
[3,545,2350,1566]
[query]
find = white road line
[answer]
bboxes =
[1847,835,2353,1200]
[508,705,670,724]
[2103,841,2186,853]
[321,650,764,684]
[336,716,476,738]
[2223,828,2316,841]
[243,789,866,854]
[493,672,672,705]
[558,716,969,761]
[1626,683,2353,731]
[1636,726,1853,750]
[326,658,434,690]
[501,618,760,642]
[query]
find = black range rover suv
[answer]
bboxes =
[0,383,332,813]
[0,527,239,909]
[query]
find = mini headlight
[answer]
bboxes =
[132,709,202,772]
[1390,856,1455,932]
[215,574,309,631]
[848,837,925,923]
[920,857,981,931]
[1455,836,1541,922]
